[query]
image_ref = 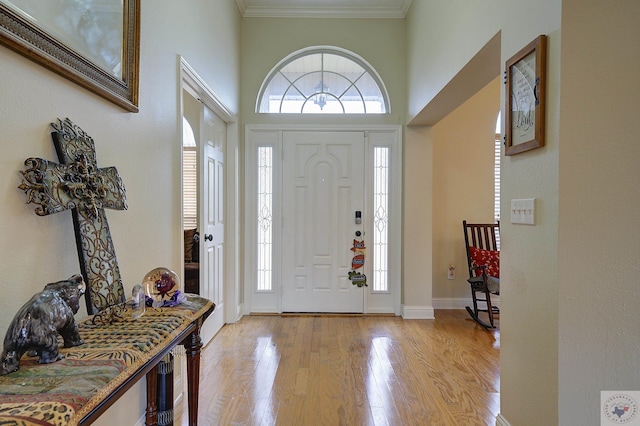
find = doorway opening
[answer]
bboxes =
[182,99,200,295]
[179,56,240,345]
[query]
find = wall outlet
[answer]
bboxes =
[448,265,455,280]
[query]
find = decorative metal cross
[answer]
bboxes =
[19,118,127,314]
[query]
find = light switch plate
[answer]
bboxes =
[510,198,535,225]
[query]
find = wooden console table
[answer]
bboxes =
[0,294,214,426]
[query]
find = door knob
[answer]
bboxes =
[204,234,213,241]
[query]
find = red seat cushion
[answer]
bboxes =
[469,246,500,278]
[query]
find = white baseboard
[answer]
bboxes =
[495,413,511,426]
[247,307,277,314]
[432,296,500,310]
[401,305,435,319]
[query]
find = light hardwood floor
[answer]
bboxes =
[175,310,499,425]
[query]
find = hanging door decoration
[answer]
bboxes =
[348,238,367,287]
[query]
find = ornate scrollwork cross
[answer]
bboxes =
[19,118,127,314]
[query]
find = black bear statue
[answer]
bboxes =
[0,274,86,375]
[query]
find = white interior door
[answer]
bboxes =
[199,105,225,343]
[281,131,365,312]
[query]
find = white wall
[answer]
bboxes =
[558,1,640,424]
[406,1,503,122]
[0,1,240,423]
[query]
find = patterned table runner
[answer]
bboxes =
[0,295,213,425]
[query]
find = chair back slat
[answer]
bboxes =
[462,220,500,277]
[461,220,501,328]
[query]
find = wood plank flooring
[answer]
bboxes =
[175,310,499,425]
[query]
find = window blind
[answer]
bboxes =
[183,148,197,230]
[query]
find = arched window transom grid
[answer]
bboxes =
[257,47,390,114]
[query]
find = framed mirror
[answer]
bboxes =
[0,0,140,112]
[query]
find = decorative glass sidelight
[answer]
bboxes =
[257,147,273,291]
[373,147,389,292]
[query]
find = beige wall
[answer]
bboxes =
[408,0,640,424]
[0,1,241,424]
[431,78,500,302]
[559,1,640,424]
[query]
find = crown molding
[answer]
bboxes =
[235,0,247,16]
[236,0,412,19]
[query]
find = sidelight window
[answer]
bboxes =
[373,147,389,292]
[257,146,273,292]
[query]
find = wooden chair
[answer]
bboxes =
[462,220,500,328]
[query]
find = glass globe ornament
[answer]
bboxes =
[131,284,146,319]
[142,267,187,308]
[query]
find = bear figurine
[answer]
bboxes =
[0,274,86,375]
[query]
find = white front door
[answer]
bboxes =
[199,105,225,343]
[281,131,365,313]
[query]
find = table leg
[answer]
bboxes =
[183,330,203,426]
[145,364,159,426]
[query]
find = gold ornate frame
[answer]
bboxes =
[0,1,140,112]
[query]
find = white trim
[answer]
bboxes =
[495,413,511,426]
[226,122,242,325]
[247,307,278,314]
[179,56,241,330]
[236,1,412,19]
[245,124,401,133]
[180,57,235,123]
[244,124,402,316]
[243,128,282,315]
[402,305,435,320]
[365,129,403,315]
[234,303,244,323]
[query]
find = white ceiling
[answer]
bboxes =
[235,0,413,18]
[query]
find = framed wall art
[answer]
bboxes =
[0,0,140,112]
[505,35,547,155]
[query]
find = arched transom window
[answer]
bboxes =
[257,46,390,114]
